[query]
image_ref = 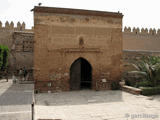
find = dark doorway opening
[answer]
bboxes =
[70,58,92,90]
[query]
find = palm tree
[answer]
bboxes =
[127,56,160,87]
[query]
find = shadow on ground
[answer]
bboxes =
[0,79,33,106]
[152,95,160,101]
[35,90,123,106]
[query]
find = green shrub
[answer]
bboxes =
[141,86,160,96]
[141,56,160,65]
[135,81,153,88]
[0,45,9,70]
[125,79,131,86]
[126,56,160,87]
[125,79,138,87]
[111,81,120,90]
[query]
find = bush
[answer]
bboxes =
[0,45,9,70]
[111,81,120,90]
[125,78,138,87]
[135,81,153,88]
[125,79,132,86]
[141,86,160,96]
[125,56,160,87]
[124,76,144,87]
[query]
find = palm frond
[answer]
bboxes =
[130,63,140,70]
[128,71,147,76]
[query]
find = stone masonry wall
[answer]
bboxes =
[33,7,123,92]
[0,15,160,85]
[12,31,34,70]
[0,21,34,71]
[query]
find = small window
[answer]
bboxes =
[79,37,84,46]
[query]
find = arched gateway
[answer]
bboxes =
[70,58,92,90]
[33,6,123,92]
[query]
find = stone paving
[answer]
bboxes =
[35,90,160,120]
[0,79,34,120]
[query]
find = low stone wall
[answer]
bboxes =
[122,85,142,95]
[123,50,160,61]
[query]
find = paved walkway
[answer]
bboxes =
[35,90,160,120]
[0,79,34,120]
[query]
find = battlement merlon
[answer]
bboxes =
[124,26,160,35]
[1,20,159,35]
[0,21,33,31]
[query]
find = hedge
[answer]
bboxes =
[135,81,154,88]
[141,86,160,96]
[0,45,9,70]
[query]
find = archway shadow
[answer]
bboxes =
[70,57,92,90]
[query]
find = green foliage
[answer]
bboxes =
[135,81,153,88]
[141,86,160,96]
[111,81,120,90]
[141,56,160,65]
[127,56,160,87]
[0,45,9,70]
[123,71,145,87]
[125,79,134,86]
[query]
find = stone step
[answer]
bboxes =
[19,81,34,84]
[122,85,142,95]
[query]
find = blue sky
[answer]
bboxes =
[0,0,160,29]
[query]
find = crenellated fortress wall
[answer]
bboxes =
[1,20,160,52]
[123,27,160,35]
[0,21,34,31]
[123,27,160,51]
[0,21,34,71]
[0,21,26,30]
[0,21,33,48]
[0,20,160,71]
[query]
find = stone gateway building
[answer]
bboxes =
[33,6,123,92]
[1,7,160,92]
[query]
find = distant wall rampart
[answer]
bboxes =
[123,27,160,51]
[0,21,33,31]
[123,27,160,35]
[0,21,34,71]
[0,21,33,48]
